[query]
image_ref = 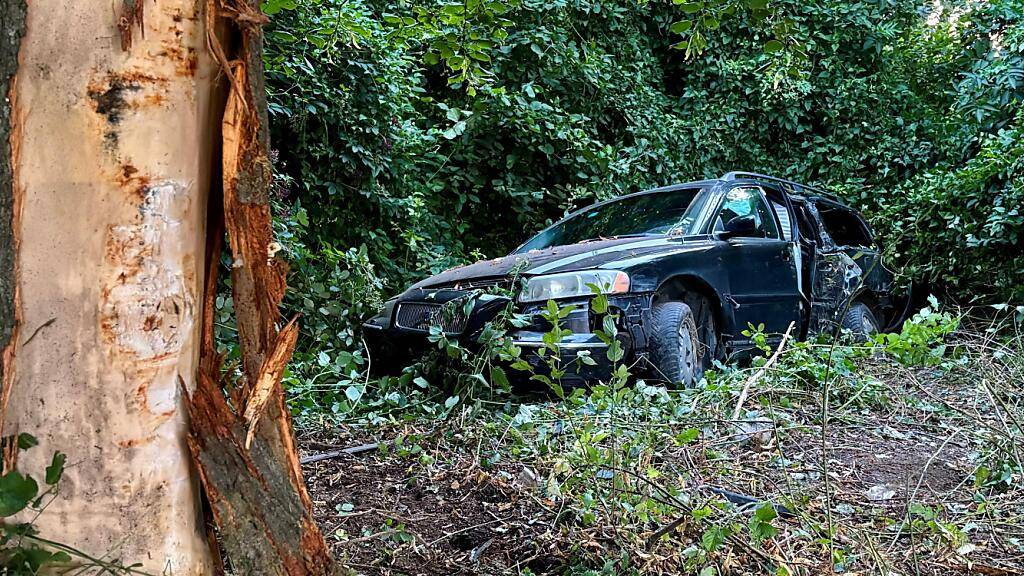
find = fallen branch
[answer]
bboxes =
[300,442,380,465]
[732,321,795,421]
[933,562,1023,576]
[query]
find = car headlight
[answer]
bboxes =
[519,270,630,303]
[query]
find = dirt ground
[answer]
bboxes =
[303,447,564,575]
[300,358,1024,576]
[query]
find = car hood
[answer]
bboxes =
[409,236,713,290]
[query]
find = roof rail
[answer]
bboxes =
[720,171,843,202]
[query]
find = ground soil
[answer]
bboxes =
[300,355,1024,576]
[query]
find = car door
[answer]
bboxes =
[711,185,802,340]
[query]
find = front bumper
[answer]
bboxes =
[363,290,653,383]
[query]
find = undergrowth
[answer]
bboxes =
[296,297,1024,574]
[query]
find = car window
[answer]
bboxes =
[712,187,780,239]
[816,203,872,247]
[516,187,708,252]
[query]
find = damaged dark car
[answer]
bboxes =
[364,172,903,386]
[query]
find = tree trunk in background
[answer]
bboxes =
[0,1,333,573]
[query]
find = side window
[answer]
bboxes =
[816,203,872,247]
[712,187,780,239]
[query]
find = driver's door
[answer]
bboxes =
[712,186,801,341]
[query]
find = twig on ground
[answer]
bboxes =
[732,321,795,421]
[300,442,380,464]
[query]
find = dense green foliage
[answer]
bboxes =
[261,0,1022,404]
[266,0,1021,303]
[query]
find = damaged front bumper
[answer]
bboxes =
[363,288,653,384]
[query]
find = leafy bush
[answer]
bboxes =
[261,0,1024,422]
[265,0,1023,305]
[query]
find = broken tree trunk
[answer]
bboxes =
[184,2,336,574]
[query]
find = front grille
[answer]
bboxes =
[394,302,468,334]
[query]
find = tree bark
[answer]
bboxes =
[184,3,335,572]
[1,0,219,572]
[0,3,26,452]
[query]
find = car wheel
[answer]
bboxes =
[842,300,879,341]
[650,301,715,387]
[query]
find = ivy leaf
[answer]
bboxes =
[764,40,785,53]
[345,386,362,403]
[680,2,704,13]
[45,452,66,486]
[0,471,39,517]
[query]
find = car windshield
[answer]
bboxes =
[516,187,709,252]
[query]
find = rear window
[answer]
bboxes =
[817,203,872,247]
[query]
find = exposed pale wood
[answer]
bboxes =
[2,0,218,571]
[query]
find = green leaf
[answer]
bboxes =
[490,366,510,390]
[700,526,726,551]
[413,376,430,389]
[676,428,700,444]
[669,20,692,34]
[261,0,297,16]
[17,433,38,450]
[747,0,768,9]
[444,395,460,409]
[749,503,778,541]
[680,2,704,13]
[545,299,560,318]
[764,40,785,53]
[45,452,66,486]
[755,503,778,522]
[0,471,39,516]
[345,386,361,402]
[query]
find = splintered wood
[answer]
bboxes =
[184,2,335,573]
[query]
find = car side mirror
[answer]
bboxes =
[717,215,759,240]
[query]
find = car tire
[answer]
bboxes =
[842,300,879,341]
[649,301,715,387]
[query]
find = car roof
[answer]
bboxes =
[550,172,862,231]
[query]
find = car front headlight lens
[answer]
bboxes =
[519,270,630,303]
